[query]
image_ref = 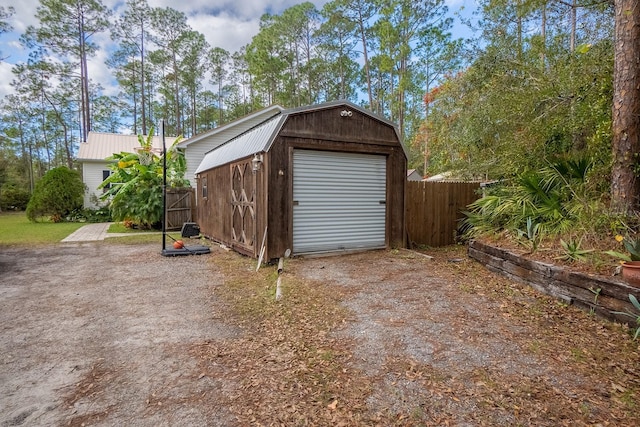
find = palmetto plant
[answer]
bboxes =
[99,127,188,228]
[462,157,594,239]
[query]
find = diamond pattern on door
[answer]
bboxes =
[230,161,255,251]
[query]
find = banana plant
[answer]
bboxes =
[98,126,188,228]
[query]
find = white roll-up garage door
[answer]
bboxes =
[293,149,387,254]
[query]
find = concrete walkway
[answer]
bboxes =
[61,222,142,242]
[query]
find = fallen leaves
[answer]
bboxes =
[186,247,640,426]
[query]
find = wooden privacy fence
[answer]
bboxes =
[165,187,195,230]
[406,181,481,247]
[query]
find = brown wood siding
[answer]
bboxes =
[265,135,290,260]
[406,181,481,247]
[198,104,407,261]
[387,148,407,248]
[265,107,406,259]
[279,106,398,146]
[197,158,266,258]
[195,166,232,248]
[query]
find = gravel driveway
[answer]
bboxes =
[0,242,236,427]
[1,242,639,426]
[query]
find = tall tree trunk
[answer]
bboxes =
[570,0,577,52]
[78,9,91,142]
[141,20,147,135]
[516,0,524,59]
[541,3,546,67]
[611,0,640,213]
[356,7,373,110]
[173,54,181,135]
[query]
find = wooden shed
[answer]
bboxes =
[194,101,407,261]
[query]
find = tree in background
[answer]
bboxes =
[317,1,359,101]
[23,0,111,143]
[374,0,453,140]
[25,166,84,222]
[424,0,613,180]
[109,0,152,135]
[0,6,15,61]
[611,0,640,214]
[180,31,209,137]
[209,47,230,126]
[149,7,194,137]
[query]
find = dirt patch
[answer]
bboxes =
[0,242,237,426]
[1,242,639,426]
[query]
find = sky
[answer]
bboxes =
[0,0,476,101]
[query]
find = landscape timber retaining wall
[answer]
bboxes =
[468,240,640,326]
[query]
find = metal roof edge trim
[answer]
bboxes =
[260,114,289,154]
[177,104,284,148]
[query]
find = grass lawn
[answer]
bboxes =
[0,213,189,247]
[0,211,85,246]
[107,222,151,233]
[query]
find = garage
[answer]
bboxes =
[293,150,387,254]
[194,100,407,261]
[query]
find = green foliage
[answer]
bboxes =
[604,235,640,262]
[515,217,543,253]
[463,157,597,240]
[623,239,640,261]
[614,294,640,340]
[425,18,613,180]
[557,238,594,263]
[25,166,84,222]
[99,128,188,229]
[0,186,30,211]
[66,207,112,223]
[588,287,602,316]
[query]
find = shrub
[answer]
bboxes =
[462,157,599,239]
[0,186,30,211]
[66,207,112,223]
[26,167,85,222]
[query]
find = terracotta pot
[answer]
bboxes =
[621,261,640,287]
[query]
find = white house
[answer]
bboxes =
[77,132,165,209]
[177,105,284,187]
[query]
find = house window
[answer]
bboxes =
[202,179,208,199]
[102,170,111,192]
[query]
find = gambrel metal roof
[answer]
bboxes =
[195,114,285,174]
[177,105,284,149]
[195,100,404,174]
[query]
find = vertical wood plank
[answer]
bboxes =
[406,181,480,247]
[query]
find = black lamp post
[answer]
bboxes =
[161,119,167,253]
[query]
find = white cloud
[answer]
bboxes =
[0,0,470,102]
[0,61,14,98]
[0,0,331,100]
[189,13,259,53]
